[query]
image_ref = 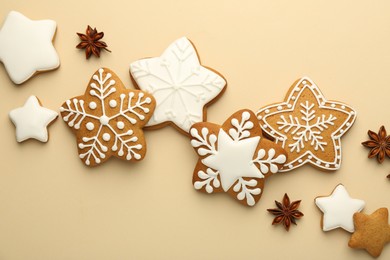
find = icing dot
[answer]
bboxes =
[346,122,351,127]
[340,129,344,134]
[302,81,307,84]
[270,130,275,134]
[263,124,268,129]
[117,121,125,129]
[257,115,262,120]
[351,111,355,115]
[100,115,109,125]
[277,105,282,111]
[288,165,293,169]
[321,102,325,106]
[86,122,94,131]
[295,87,300,91]
[291,96,296,100]
[336,146,340,150]
[298,159,303,163]
[102,133,111,141]
[316,160,321,165]
[265,109,270,114]
[279,137,284,141]
[341,105,346,109]
[109,100,117,108]
[287,104,292,108]
[89,102,97,110]
[331,104,336,108]
[308,155,313,159]
[335,164,340,168]
[325,163,330,168]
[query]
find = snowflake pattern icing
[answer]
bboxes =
[130,37,226,134]
[190,109,287,207]
[60,68,155,166]
[256,77,357,172]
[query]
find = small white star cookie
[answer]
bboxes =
[130,37,226,135]
[315,184,365,232]
[0,11,60,84]
[9,96,58,142]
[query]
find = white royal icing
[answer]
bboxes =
[315,184,365,232]
[191,111,286,206]
[60,68,152,166]
[130,37,226,133]
[9,95,58,142]
[0,11,60,84]
[256,77,356,172]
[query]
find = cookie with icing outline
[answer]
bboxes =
[130,37,227,136]
[0,11,60,84]
[190,109,287,207]
[256,77,356,172]
[315,184,365,232]
[9,95,58,142]
[60,68,156,167]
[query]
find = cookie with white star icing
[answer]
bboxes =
[130,37,226,135]
[0,11,60,84]
[9,95,58,142]
[190,109,287,207]
[256,77,356,172]
[60,68,156,167]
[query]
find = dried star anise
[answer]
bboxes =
[267,193,304,231]
[361,126,390,163]
[76,25,111,59]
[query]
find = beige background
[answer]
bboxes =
[0,0,389,259]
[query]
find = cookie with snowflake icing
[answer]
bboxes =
[0,11,60,84]
[190,109,287,206]
[256,77,356,172]
[130,37,226,135]
[60,68,156,167]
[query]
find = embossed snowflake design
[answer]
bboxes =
[257,77,357,172]
[190,109,287,207]
[130,37,226,134]
[278,101,337,152]
[60,68,155,166]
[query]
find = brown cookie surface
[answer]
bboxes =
[60,68,156,167]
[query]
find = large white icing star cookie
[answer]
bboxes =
[60,68,156,167]
[315,184,365,232]
[256,77,356,172]
[190,109,287,207]
[9,95,58,142]
[0,11,60,84]
[130,37,226,135]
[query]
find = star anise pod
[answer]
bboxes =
[267,193,304,231]
[76,25,111,59]
[361,126,390,163]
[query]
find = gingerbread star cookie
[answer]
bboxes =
[256,77,356,172]
[0,11,60,84]
[130,37,227,135]
[9,95,58,142]
[190,109,287,206]
[349,208,390,258]
[315,184,365,232]
[60,68,156,167]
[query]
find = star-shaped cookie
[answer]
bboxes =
[130,37,226,135]
[60,68,156,167]
[9,95,58,142]
[256,77,356,172]
[315,184,365,232]
[190,109,287,206]
[0,11,60,84]
[349,208,390,258]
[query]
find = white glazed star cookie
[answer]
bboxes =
[190,109,287,207]
[0,11,60,84]
[130,37,226,135]
[256,77,356,172]
[9,96,58,142]
[315,184,365,232]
